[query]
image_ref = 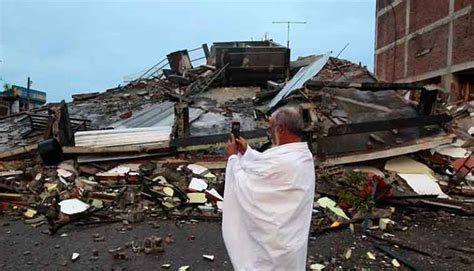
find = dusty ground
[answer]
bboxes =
[1,209,473,271]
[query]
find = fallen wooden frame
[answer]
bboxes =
[63,142,171,155]
[328,114,452,136]
[172,129,268,152]
[70,129,268,163]
[319,134,456,166]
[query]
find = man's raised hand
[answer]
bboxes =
[235,137,248,154]
[225,134,238,157]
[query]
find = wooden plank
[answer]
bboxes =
[63,141,170,154]
[320,134,455,166]
[0,170,23,177]
[171,129,267,147]
[77,152,171,164]
[328,114,452,136]
[306,80,426,91]
[420,199,463,210]
[0,144,37,159]
[176,136,268,152]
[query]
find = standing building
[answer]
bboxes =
[374,0,474,100]
[1,85,47,116]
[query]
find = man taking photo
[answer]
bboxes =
[222,106,316,271]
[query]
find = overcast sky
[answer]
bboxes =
[0,0,376,102]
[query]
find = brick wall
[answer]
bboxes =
[376,43,405,81]
[409,0,449,32]
[455,0,474,11]
[375,0,474,82]
[377,0,396,11]
[376,1,406,48]
[452,11,474,65]
[407,25,449,76]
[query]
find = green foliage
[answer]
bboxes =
[354,196,376,211]
[3,83,10,92]
[343,170,365,186]
[338,190,376,211]
[338,191,359,205]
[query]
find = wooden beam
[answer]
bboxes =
[171,129,268,147]
[328,114,452,136]
[0,170,23,177]
[305,80,426,91]
[176,136,268,152]
[0,144,37,159]
[319,134,455,166]
[62,141,170,155]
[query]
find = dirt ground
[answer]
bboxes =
[1,208,473,271]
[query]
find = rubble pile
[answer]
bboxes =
[312,57,377,83]
[0,158,225,234]
[1,41,474,269]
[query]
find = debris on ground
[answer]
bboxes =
[1,40,473,270]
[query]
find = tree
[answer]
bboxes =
[3,83,11,92]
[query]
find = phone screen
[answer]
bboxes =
[232,122,240,139]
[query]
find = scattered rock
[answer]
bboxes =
[71,252,80,262]
[94,235,105,242]
[310,263,325,270]
[203,254,214,261]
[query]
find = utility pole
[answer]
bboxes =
[272,21,306,48]
[27,77,31,111]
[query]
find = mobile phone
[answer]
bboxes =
[231,121,241,139]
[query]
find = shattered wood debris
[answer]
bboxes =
[1,42,474,269]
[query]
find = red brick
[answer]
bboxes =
[455,0,474,11]
[409,0,449,33]
[452,12,474,65]
[375,43,405,81]
[377,1,406,48]
[377,0,398,11]
[407,25,448,77]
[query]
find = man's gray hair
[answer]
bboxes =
[271,106,304,137]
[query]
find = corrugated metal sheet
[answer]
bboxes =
[75,127,171,148]
[109,101,204,129]
[266,52,331,111]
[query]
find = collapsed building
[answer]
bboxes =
[1,40,473,269]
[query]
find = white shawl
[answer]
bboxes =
[223,142,315,271]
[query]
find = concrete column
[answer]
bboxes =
[11,100,20,114]
[447,0,455,67]
[403,0,410,78]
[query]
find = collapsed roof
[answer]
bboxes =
[0,42,458,167]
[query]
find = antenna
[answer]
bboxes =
[272,21,307,48]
